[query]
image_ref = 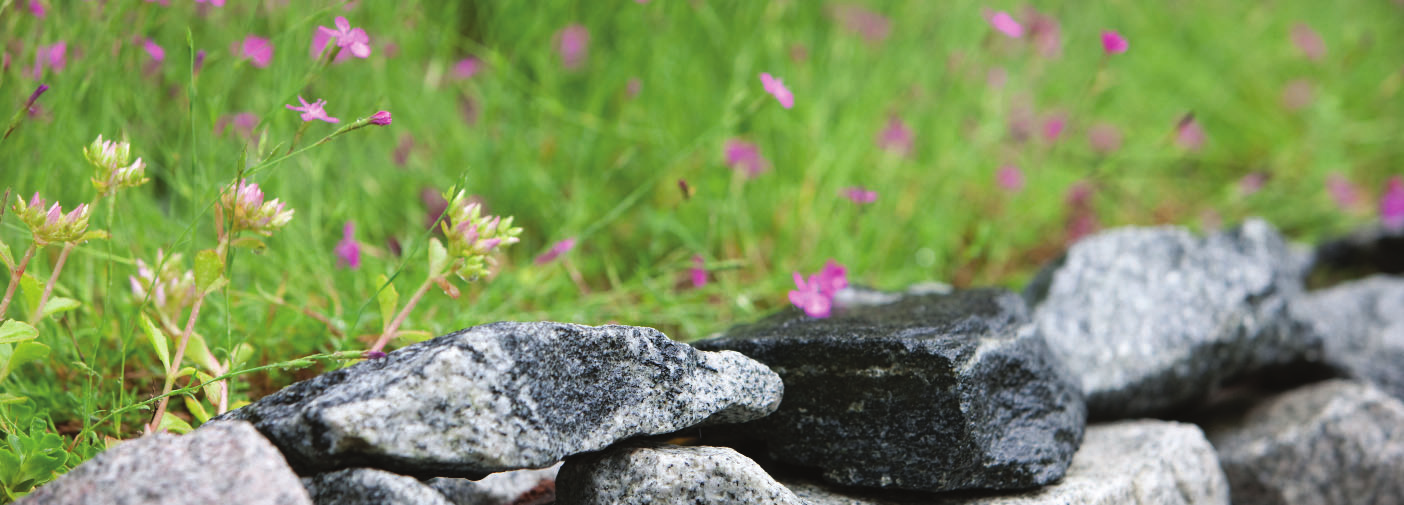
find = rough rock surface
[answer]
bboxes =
[694,287,1085,493]
[1206,380,1404,505]
[216,322,783,478]
[1026,219,1314,418]
[16,421,311,505]
[427,463,560,505]
[787,420,1229,505]
[302,468,453,505]
[555,443,805,504]
[1293,275,1404,400]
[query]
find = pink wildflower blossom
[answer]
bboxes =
[1101,30,1128,54]
[1088,122,1123,154]
[1238,172,1267,195]
[335,222,361,269]
[988,11,1023,38]
[312,16,371,62]
[1024,7,1061,59]
[1282,79,1313,110]
[690,255,708,288]
[788,273,833,318]
[394,133,414,166]
[759,73,794,109]
[236,36,273,68]
[1291,23,1326,61]
[556,24,589,70]
[143,39,165,63]
[216,112,258,139]
[1327,173,1361,210]
[841,186,877,205]
[195,0,225,6]
[370,111,392,126]
[534,238,577,265]
[452,57,481,79]
[876,115,913,156]
[28,0,44,18]
[817,260,848,296]
[31,42,67,79]
[1174,114,1206,152]
[724,139,771,178]
[997,165,1025,192]
[286,96,339,123]
[1381,176,1404,231]
[828,3,891,44]
[1041,113,1067,142]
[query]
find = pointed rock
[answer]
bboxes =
[556,444,805,504]
[216,322,783,478]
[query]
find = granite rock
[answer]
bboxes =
[555,443,805,504]
[216,322,783,478]
[427,463,560,505]
[16,421,311,505]
[1314,224,1404,275]
[302,468,452,505]
[788,420,1229,505]
[1293,275,1404,400]
[1206,380,1404,505]
[695,287,1085,492]
[1026,219,1314,418]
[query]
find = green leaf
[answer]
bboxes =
[18,274,41,319]
[185,334,220,374]
[183,395,211,424]
[427,238,449,277]
[0,320,38,344]
[194,371,220,403]
[229,343,255,370]
[394,330,434,344]
[11,342,48,368]
[78,230,109,242]
[38,297,79,319]
[193,249,223,293]
[229,236,268,254]
[140,314,170,372]
[376,275,399,330]
[0,239,13,270]
[202,276,229,296]
[0,393,28,405]
[158,413,193,434]
[173,366,198,380]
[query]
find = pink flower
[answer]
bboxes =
[1238,172,1267,195]
[452,57,482,79]
[394,133,414,166]
[28,0,44,17]
[986,67,1008,89]
[816,260,848,296]
[996,165,1025,192]
[1282,79,1313,111]
[1101,30,1128,54]
[988,11,1023,38]
[236,36,273,68]
[841,186,877,204]
[30,42,67,79]
[1088,122,1122,154]
[142,39,165,63]
[1041,113,1067,142]
[1065,182,1099,242]
[1024,7,1061,59]
[335,222,361,269]
[690,255,707,288]
[626,78,642,98]
[285,96,339,123]
[195,0,225,6]
[759,73,794,109]
[876,115,913,157]
[312,16,371,61]
[1174,114,1205,152]
[829,4,891,44]
[788,272,833,318]
[370,111,392,126]
[556,24,589,70]
[724,139,771,178]
[1291,23,1326,61]
[1327,173,1361,210]
[534,237,577,265]
[215,112,259,139]
[1381,176,1404,231]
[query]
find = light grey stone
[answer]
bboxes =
[302,468,452,505]
[426,463,560,505]
[556,444,805,504]
[694,287,1085,492]
[1294,275,1404,400]
[216,322,782,478]
[1206,380,1404,505]
[16,421,311,505]
[788,420,1229,505]
[1026,219,1315,418]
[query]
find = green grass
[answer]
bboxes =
[1,0,1402,498]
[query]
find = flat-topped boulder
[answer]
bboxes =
[216,322,783,478]
[1293,275,1404,400]
[695,287,1085,493]
[1026,219,1315,418]
[302,468,453,505]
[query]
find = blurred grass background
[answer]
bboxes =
[0,0,1401,493]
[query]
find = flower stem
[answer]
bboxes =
[30,242,75,323]
[0,244,38,319]
[149,294,205,433]
[369,276,437,353]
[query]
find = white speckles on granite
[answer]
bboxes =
[216,322,783,478]
[427,463,560,505]
[556,444,805,505]
[17,421,311,505]
[302,467,454,505]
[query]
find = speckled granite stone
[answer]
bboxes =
[215,322,782,478]
[1293,275,1404,400]
[1026,219,1315,418]
[555,444,805,504]
[787,420,1229,505]
[694,287,1085,493]
[16,421,311,505]
[427,463,560,505]
[302,468,452,505]
[1205,380,1404,505]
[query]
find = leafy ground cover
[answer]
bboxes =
[1,0,1402,500]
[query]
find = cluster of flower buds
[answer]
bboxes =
[220,180,295,236]
[85,135,149,197]
[13,193,91,245]
[129,250,198,318]
[441,190,522,281]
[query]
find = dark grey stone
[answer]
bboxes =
[302,468,452,505]
[787,420,1229,505]
[16,421,311,505]
[556,443,805,504]
[1206,380,1404,505]
[216,322,782,478]
[1314,225,1404,275]
[1026,219,1315,418]
[1294,275,1404,400]
[426,464,559,505]
[694,287,1085,493]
